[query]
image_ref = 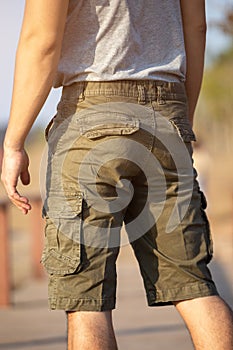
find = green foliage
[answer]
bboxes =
[201,45,233,122]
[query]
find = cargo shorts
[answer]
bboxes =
[41,80,218,311]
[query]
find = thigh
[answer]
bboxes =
[42,97,154,311]
[124,112,218,306]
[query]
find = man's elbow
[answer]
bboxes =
[184,19,207,35]
[20,30,59,57]
[196,20,207,34]
[183,21,207,43]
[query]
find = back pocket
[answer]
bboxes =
[78,112,140,139]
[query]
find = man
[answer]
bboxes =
[1,1,233,349]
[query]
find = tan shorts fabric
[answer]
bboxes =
[41,80,218,311]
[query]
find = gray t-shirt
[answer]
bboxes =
[54,0,186,87]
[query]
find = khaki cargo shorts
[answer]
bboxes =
[41,80,218,311]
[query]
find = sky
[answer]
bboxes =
[0,0,232,128]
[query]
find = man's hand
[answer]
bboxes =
[1,148,31,215]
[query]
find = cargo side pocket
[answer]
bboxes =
[199,190,213,262]
[41,190,83,275]
[169,116,196,142]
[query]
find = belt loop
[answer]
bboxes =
[157,85,166,105]
[77,82,85,102]
[137,85,146,104]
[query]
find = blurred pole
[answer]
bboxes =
[0,202,11,307]
[30,197,45,279]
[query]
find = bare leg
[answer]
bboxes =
[67,310,118,350]
[174,296,233,350]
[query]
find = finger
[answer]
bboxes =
[11,194,31,209]
[12,191,29,203]
[15,204,31,214]
[15,199,31,210]
[21,207,29,215]
[10,197,31,212]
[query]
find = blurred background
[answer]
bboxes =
[0,1,232,349]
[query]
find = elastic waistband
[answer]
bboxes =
[61,80,186,103]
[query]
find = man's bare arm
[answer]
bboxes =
[1,0,69,213]
[4,0,69,150]
[180,0,207,126]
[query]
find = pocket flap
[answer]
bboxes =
[41,249,80,275]
[43,190,83,219]
[84,124,139,139]
[78,112,140,139]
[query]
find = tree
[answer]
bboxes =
[216,6,233,37]
[194,6,233,151]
